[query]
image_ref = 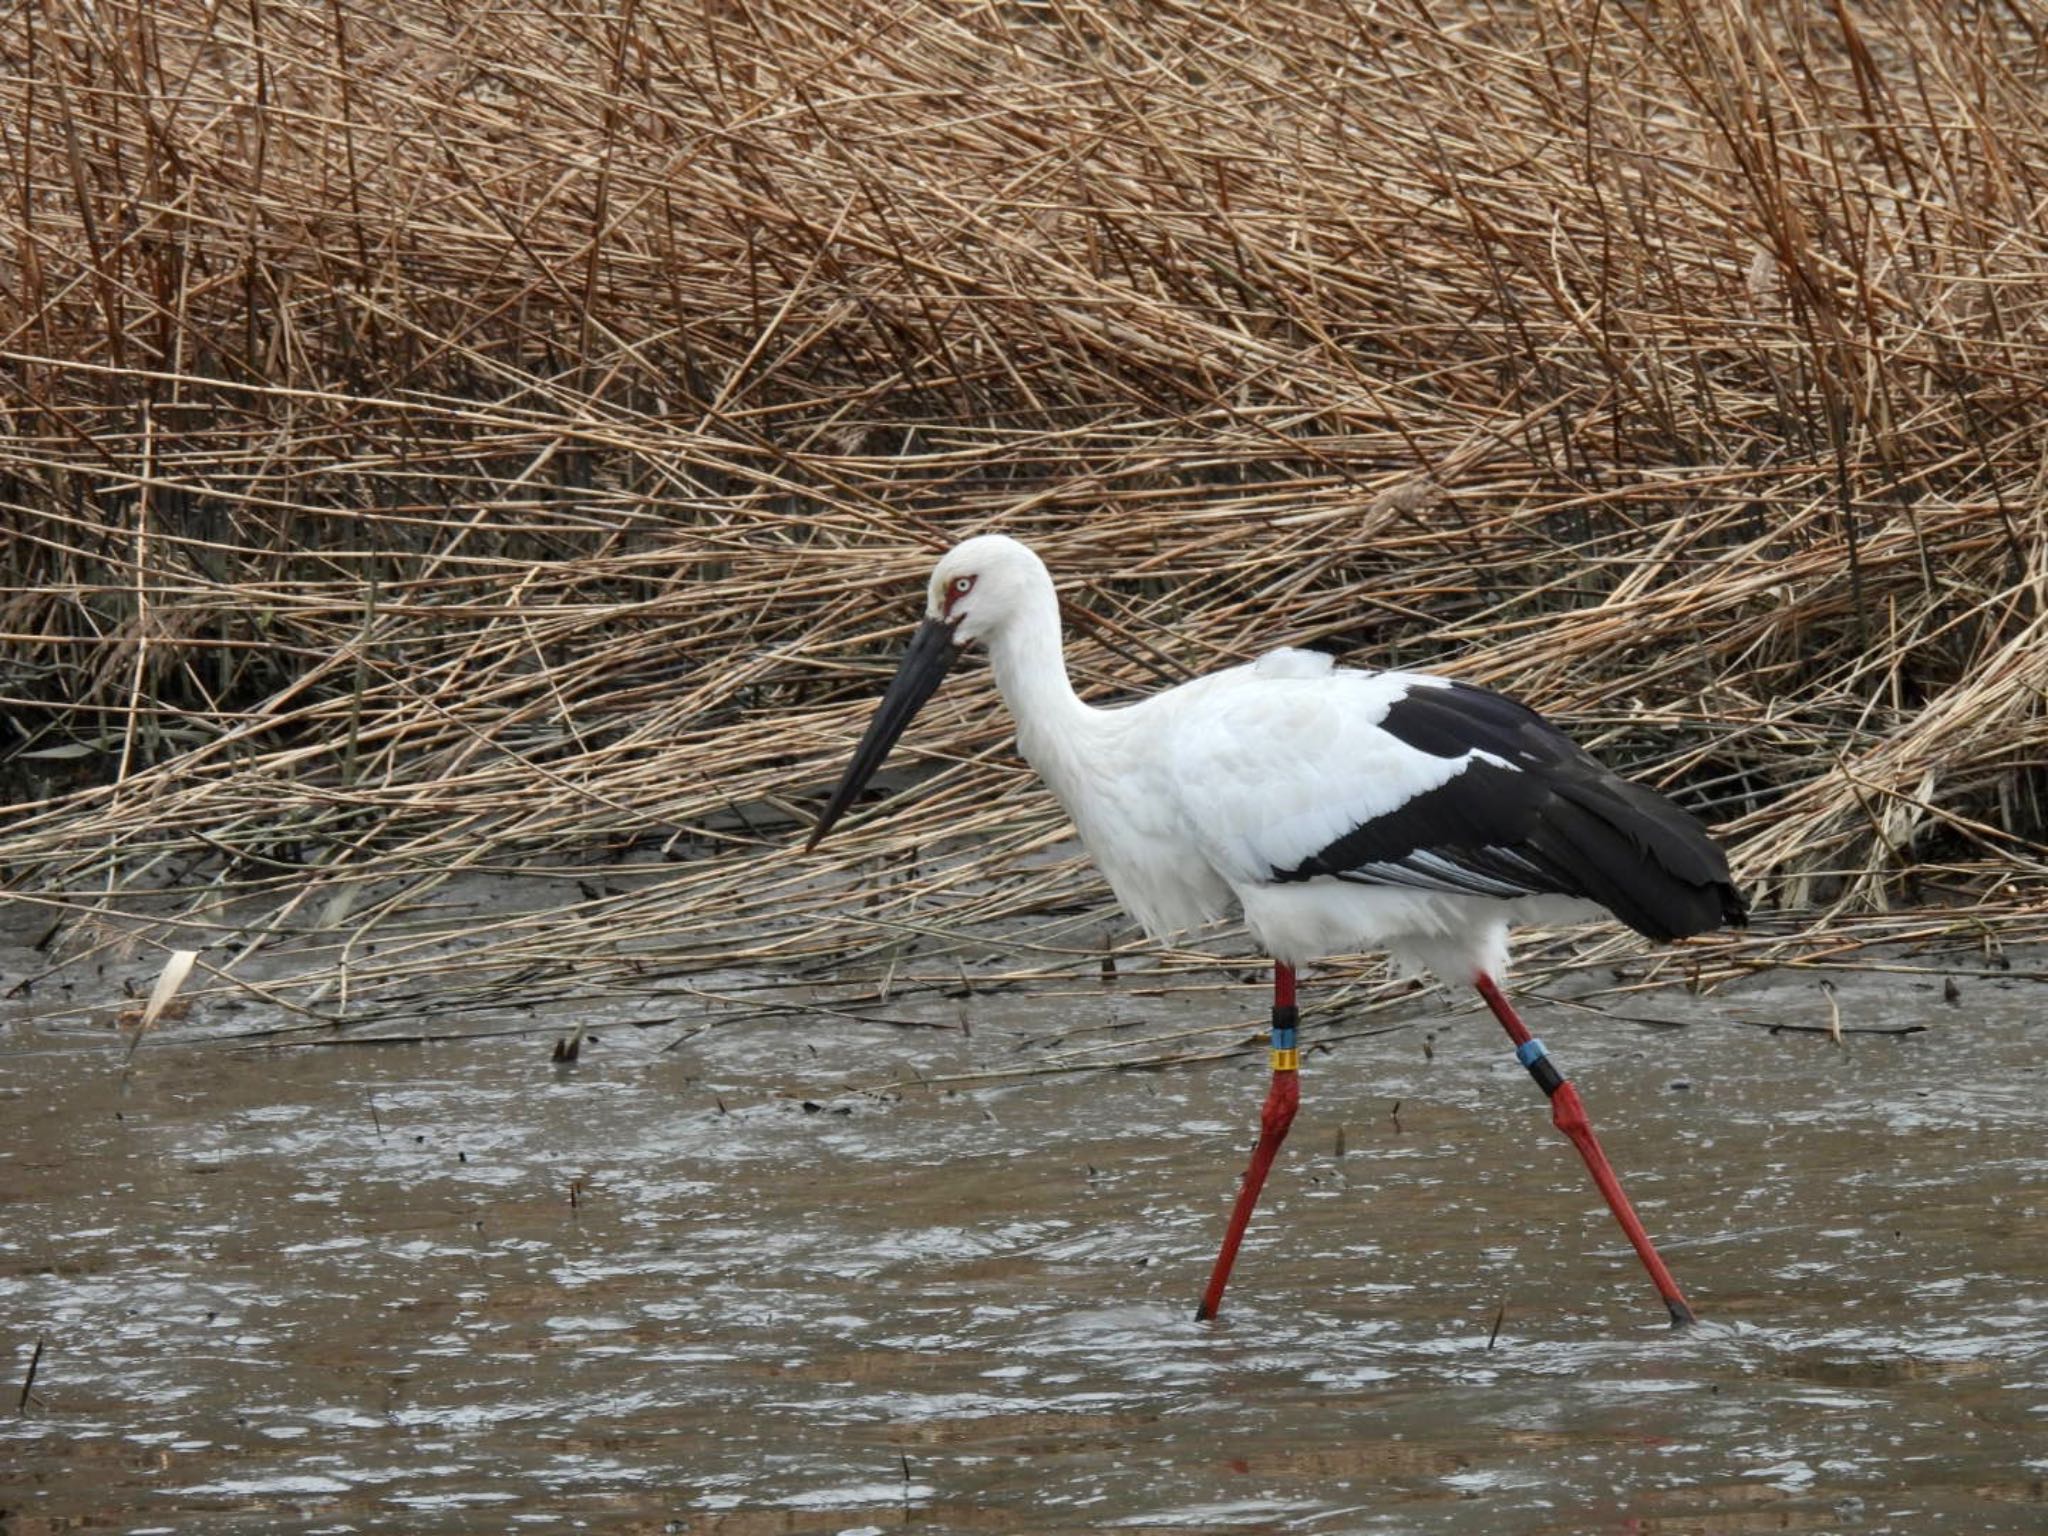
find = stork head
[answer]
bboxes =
[806,534,1046,851]
[924,533,1050,646]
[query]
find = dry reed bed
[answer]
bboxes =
[2,0,2045,1030]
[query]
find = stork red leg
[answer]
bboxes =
[1475,973,1695,1327]
[1196,964,1301,1321]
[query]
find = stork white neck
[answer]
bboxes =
[927,534,1168,910]
[962,552,1230,942]
[980,564,1097,773]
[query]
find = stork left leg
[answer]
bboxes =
[1196,964,1300,1321]
[1476,973,1696,1326]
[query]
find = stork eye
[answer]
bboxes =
[951,576,974,595]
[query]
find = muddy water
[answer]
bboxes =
[3,969,2045,1534]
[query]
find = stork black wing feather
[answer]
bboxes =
[1269,681,1746,941]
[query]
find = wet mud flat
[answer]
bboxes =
[3,961,2045,1534]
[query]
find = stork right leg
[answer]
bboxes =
[1197,964,1300,1321]
[1476,972,1696,1327]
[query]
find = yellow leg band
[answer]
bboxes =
[1269,1047,1300,1072]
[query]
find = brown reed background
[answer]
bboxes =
[3,0,2045,1027]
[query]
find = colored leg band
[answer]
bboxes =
[1514,1036,1566,1097]
[1269,1010,1299,1074]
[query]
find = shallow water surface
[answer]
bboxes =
[3,969,2045,1533]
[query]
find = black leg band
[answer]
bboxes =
[1514,1036,1565,1098]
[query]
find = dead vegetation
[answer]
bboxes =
[2,0,2045,1031]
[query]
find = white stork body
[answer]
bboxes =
[999,642,1597,981]
[955,535,1735,985]
[807,533,1744,1327]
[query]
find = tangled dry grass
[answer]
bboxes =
[2,0,2045,1032]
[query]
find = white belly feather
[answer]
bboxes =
[1016,704,1233,939]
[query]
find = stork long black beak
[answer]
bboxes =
[806,617,961,851]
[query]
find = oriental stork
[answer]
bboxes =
[807,534,1745,1326]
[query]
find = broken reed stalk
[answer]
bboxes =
[17,1338,43,1414]
[1,0,2044,1029]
